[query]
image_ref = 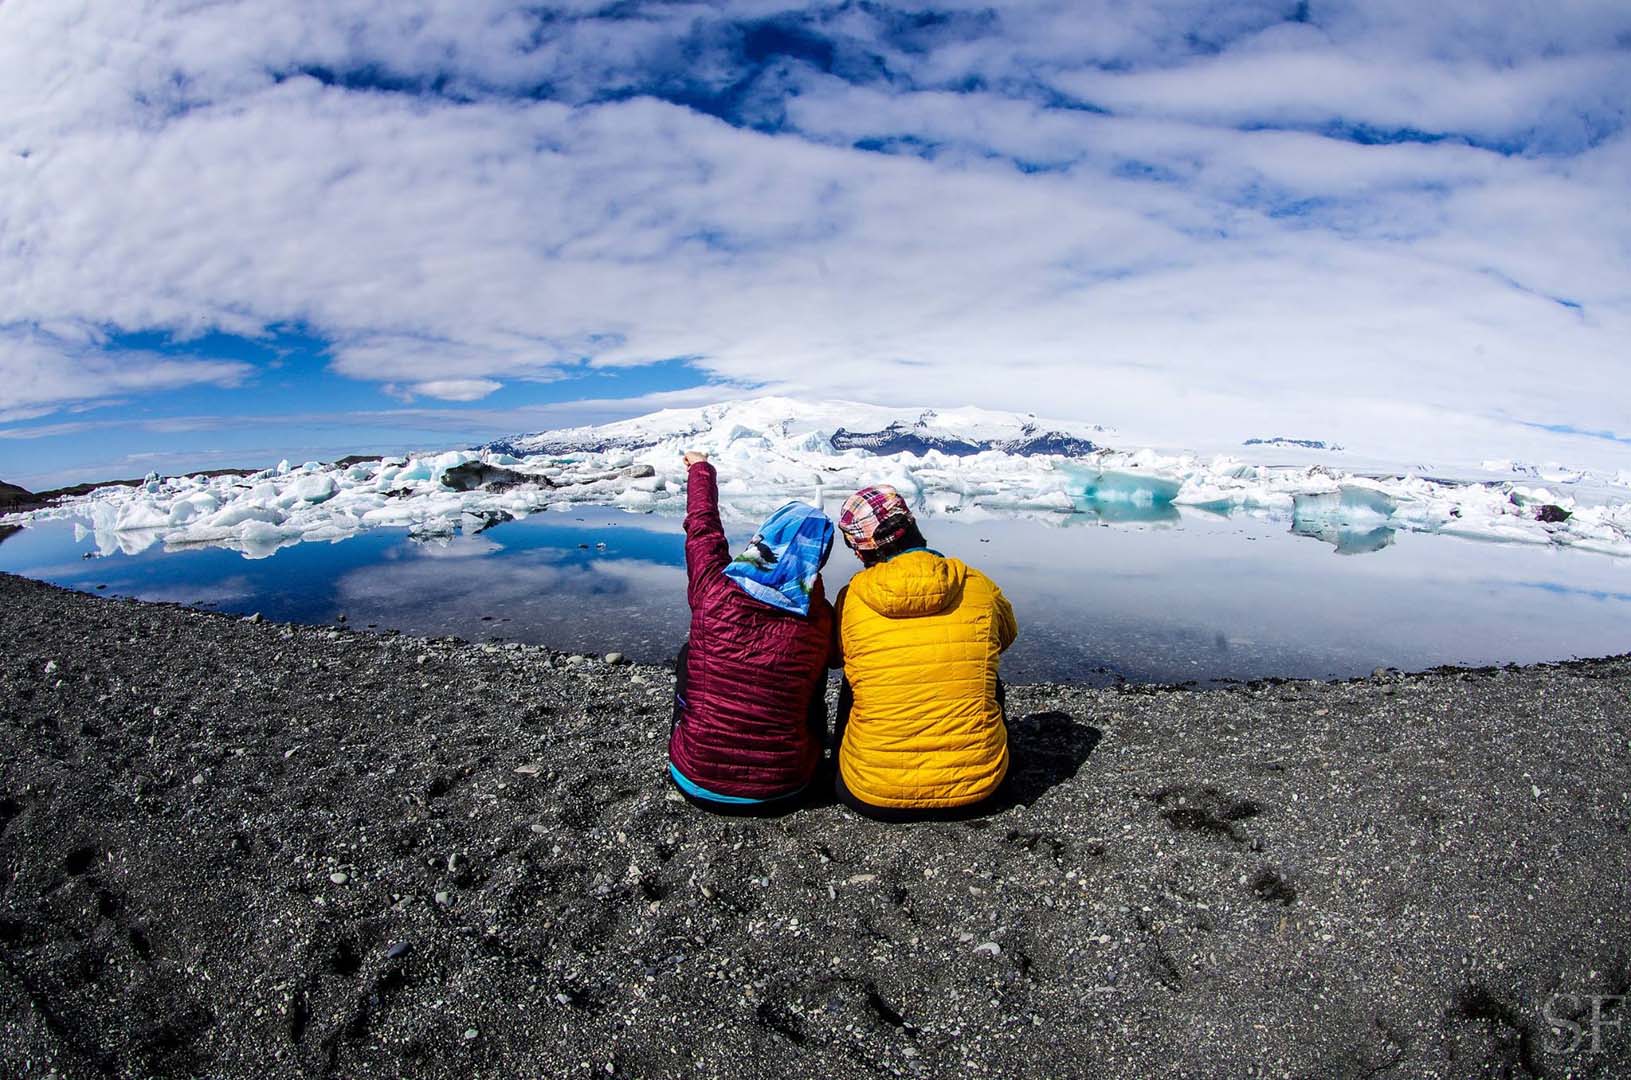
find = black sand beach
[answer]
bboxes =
[2,571,1628,1078]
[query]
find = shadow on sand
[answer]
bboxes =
[991,710,1103,811]
[674,708,1102,821]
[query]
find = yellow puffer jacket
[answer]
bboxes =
[837,550,1017,809]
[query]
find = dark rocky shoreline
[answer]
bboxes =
[2,571,1628,1078]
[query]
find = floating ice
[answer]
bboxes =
[1288,485,1400,556]
[1073,467,1183,508]
[290,474,338,504]
[1291,485,1398,527]
[5,397,1629,559]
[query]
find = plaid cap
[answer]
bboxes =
[837,485,916,552]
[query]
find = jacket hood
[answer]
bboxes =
[849,550,967,617]
[721,500,834,616]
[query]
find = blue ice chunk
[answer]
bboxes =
[1073,468,1183,507]
[1291,485,1397,524]
[395,460,435,483]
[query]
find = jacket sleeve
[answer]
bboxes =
[684,460,730,602]
[828,585,848,669]
[992,585,1018,653]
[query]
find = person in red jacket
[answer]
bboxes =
[666,450,837,813]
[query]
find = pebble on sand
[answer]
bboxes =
[329,872,349,885]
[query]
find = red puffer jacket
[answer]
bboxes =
[667,461,834,799]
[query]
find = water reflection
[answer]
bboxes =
[1,507,1626,685]
[1070,500,1182,526]
[1290,520,1397,555]
[334,537,689,657]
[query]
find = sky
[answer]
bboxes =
[1,0,1628,489]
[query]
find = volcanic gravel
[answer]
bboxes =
[2,571,1629,1079]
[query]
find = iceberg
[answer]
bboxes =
[1290,485,1398,527]
[1073,468,1184,508]
[290,474,339,504]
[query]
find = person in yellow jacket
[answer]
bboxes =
[830,484,1017,821]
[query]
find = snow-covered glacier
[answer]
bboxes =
[6,397,1630,559]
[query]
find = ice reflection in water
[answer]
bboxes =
[1,506,1626,685]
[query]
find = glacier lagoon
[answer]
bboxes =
[3,505,1626,685]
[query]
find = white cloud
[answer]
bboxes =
[1052,46,1630,149]
[405,378,504,401]
[0,326,252,416]
[0,1,1627,471]
[0,404,59,425]
[0,382,744,452]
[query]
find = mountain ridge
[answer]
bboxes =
[479,397,1105,459]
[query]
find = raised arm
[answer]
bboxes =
[683,455,730,601]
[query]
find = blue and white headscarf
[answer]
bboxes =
[722,501,835,616]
